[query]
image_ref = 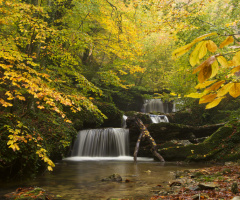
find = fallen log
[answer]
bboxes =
[131,117,165,162]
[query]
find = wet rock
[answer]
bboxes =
[231,196,240,200]
[188,185,200,191]
[197,182,218,190]
[101,173,122,182]
[169,181,182,187]
[192,194,209,199]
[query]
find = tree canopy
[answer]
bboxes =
[1,0,240,177]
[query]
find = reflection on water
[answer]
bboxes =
[0,159,210,199]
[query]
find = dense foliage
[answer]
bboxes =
[1,0,240,178]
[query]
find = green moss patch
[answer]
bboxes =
[159,123,240,162]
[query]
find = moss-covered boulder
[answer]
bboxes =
[148,123,196,143]
[125,111,152,124]
[159,121,240,162]
[147,123,223,143]
[127,120,224,158]
[97,102,123,128]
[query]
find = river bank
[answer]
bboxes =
[150,162,240,200]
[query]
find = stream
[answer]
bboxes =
[0,158,210,200]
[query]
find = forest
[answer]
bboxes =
[1,0,240,185]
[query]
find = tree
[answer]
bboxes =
[173,4,240,109]
[0,0,104,177]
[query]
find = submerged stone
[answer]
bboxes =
[101,173,122,182]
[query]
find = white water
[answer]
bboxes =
[142,99,178,113]
[150,114,169,123]
[70,128,129,157]
[122,114,128,128]
[142,99,165,113]
[64,156,153,161]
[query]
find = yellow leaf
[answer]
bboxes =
[219,36,234,48]
[65,119,72,123]
[206,97,225,109]
[173,33,217,58]
[217,82,234,97]
[189,44,200,67]
[210,60,219,78]
[233,51,240,66]
[199,93,217,104]
[198,41,208,59]
[48,166,53,171]
[193,32,218,43]
[231,65,240,74]
[193,56,216,74]
[217,56,229,68]
[189,41,207,66]
[206,40,218,53]
[185,93,204,98]
[172,42,195,58]
[229,83,240,98]
[198,65,212,83]
[205,80,225,92]
[37,105,45,109]
[195,80,217,89]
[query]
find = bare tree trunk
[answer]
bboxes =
[133,118,165,162]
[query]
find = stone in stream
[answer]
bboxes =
[101,173,122,182]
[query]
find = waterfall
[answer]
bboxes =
[142,99,173,113]
[71,128,129,157]
[122,115,128,128]
[150,114,169,123]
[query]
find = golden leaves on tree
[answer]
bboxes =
[219,36,234,48]
[174,32,240,109]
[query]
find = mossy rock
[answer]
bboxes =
[159,123,240,162]
[97,102,123,128]
[148,123,196,143]
[124,111,152,124]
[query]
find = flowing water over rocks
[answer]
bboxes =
[71,128,129,157]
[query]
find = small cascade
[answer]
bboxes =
[142,99,164,113]
[71,128,129,157]
[150,114,169,123]
[122,115,128,128]
[142,99,174,113]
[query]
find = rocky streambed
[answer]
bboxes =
[2,162,240,200]
[150,162,240,200]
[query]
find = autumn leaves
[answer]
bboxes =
[173,32,240,109]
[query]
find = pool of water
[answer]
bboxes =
[0,158,210,200]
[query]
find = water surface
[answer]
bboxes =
[0,158,210,200]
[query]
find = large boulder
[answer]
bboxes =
[159,122,240,162]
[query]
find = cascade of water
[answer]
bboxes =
[122,115,128,128]
[71,128,129,157]
[142,99,165,113]
[149,114,169,123]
